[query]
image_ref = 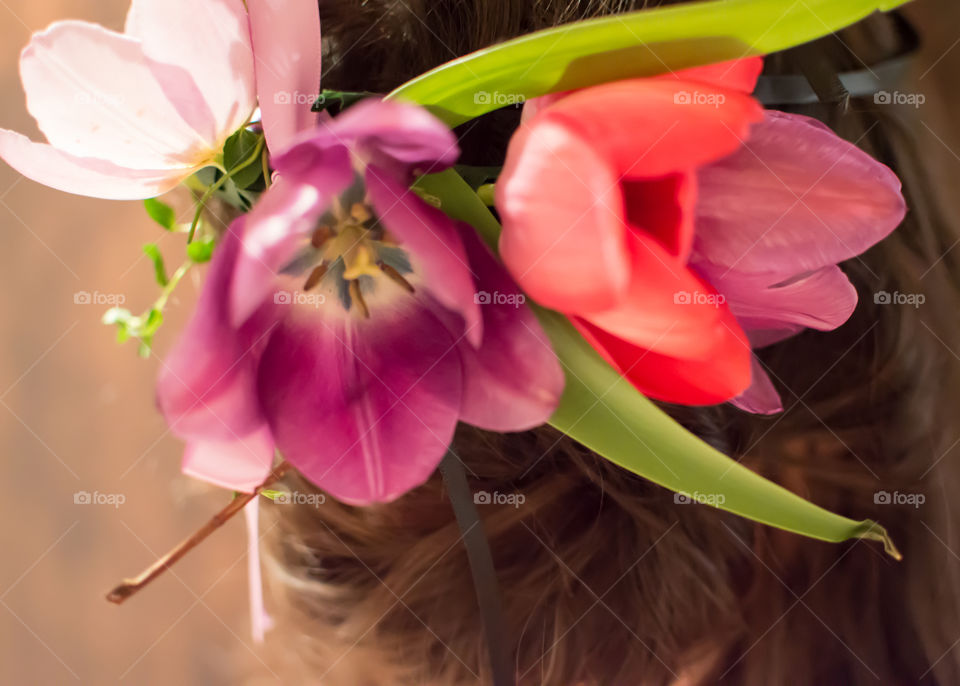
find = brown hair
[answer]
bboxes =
[260,2,960,684]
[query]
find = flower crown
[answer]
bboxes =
[0,0,915,679]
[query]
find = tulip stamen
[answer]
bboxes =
[304,263,329,291]
[349,280,370,318]
[378,261,415,294]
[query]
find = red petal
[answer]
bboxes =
[657,57,764,94]
[581,231,728,359]
[622,171,696,261]
[532,78,763,179]
[497,118,631,313]
[574,310,752,406]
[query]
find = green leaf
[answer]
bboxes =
[186,239,216,264]
[311,89,377,113]
[142,244,169,287]
[143,198,177,231]
[388,0,911,126]
[223,129,264,190]
[414,168,900,558]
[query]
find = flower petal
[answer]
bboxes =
[257,300,463,505]
[448,225,564,431]
[497,119,631,313]
[247,0,322,152]
[694,110,907,275]
[0,129,183,200]
[125,0,256,144]
[158,218,276,445]
[230,149,353,326]
[698,262,859,334]
[530,78,764,179]
[574,309,752,406]
[365,165,483,346]
[657,57,764,94]
[581,232,731,359]
[282,99,460,178]
[622,171,697,261]
[181,426,275,493]
[19,21,208,169]
[520,57,762,123]
[729,356,784,415]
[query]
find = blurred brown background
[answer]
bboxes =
[1,0,959,684]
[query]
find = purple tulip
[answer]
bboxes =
[157,99,565,504]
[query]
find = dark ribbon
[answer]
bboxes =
[439,452,515,686]
[754,12,920,107]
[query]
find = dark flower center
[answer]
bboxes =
[280,179,415,317]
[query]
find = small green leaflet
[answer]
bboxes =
[143,198,177,231]
[388,0,912,126]
[142,244,169,287]
[413,169,900,558]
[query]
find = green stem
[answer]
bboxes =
[261,145,272,189]
[187,135,266,243]
[155,262,192,312]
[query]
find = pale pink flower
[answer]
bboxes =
[0,0,257,200]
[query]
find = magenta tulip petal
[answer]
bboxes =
[448,225,565,431]
[230,150,353,326]
[699,262,858,333]
[19,21,208,169]
[694,110,907,275]
[730,356,784,415]
[0,129,184,199]
[497,119,631,313]
[257,302,463,505]
[365,166,483,346]
[125,0,256,144]
[182,426,275,493]
[158,219,276,444]
[284,99,460,176]
[247,0,322,152]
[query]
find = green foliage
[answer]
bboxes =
[388,0,911,126]
[186,239,216,264]
[142,244,169,287]
[223,129,264,190]
[143,198,177,231]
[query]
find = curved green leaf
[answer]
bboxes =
[415,169,900,558]
[389,0,911,126]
